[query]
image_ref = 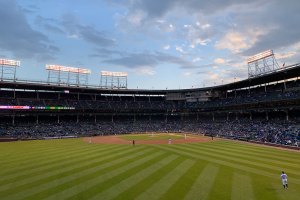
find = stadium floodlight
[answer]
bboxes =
[247,50,280,78]
[100,71,128,77]
[0,58,20,81]
[46,65,91,74]
[0,59,21,67]
[100,70,128,89]
[247,50,273,64]
[45,64,91,86]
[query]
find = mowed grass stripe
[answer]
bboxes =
[90,156,184,200]
[231,173,255,200]
[112,158,200,200]
[180,143,300,176]
[40,150,166,200]
[155,145,300,185]
[189,143,300,168]
[208,166,234,200]
[134,159,195,200]
[0,144,124,178]
[271,181,300,200]
[0,145,130,186]
[64,151,169,200]
[8,148,157,200]
[0,143,83,167]
[0,141,103,169]
[169,144,300,178]
[0,146,150,196]
[217,141,300,160]
[184,164,219,200]
[0,139,86,165]
[188,142,300,166]
[172,144,300,180]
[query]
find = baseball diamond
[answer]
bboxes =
[2,1,300,199]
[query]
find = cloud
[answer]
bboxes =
[35,16,65,34]
[61,14,115,47]
[275,52,296,60]
[110,0,300,58]
[163,45,170,50]
[214,58,225,64]
[79,25,116,46]
[104,51,199,69]
[134,67,156,76]
[110,0,252,20]
[175,46,186,54]
[0,0,59,59]
[182,21,213,48]
[239,2,300,55]
[201,23,211,30]
[184,72,192,76]
[192,57,201,63]
[215,32,255,53]
[89,48,124,58]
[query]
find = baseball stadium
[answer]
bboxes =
[0,50,300,200]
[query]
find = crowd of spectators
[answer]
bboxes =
[1,80,300,147]
[0,118,299,147]
[2,81,300,112]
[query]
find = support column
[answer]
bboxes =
[212,113,215,121]
[286,110,289,121]
[57,115,60,123]
[36,115,39,124]
[235,113,238,120]
[250,112,252,120]
[134,114,136,123]
[165,114,168,123]
[77,115,79,123]
[111,115,114,123]
[94,115,97,123]
[12,115,15,125]
[264,83,267,93]
[266,112,269,121]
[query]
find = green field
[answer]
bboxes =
[0,136,299,200]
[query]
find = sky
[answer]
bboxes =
[0,0,300,89]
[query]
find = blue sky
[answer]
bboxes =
[0,0,300,89]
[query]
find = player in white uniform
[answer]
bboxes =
[281,171,288,189]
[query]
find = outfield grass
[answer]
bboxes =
[0,136,299,200]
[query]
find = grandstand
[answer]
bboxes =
[0,60,300,148]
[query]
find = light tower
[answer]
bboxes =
[100,71,128,89]
[0,58,20,81]
[247,50,280,78]
[46,64,91,86]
